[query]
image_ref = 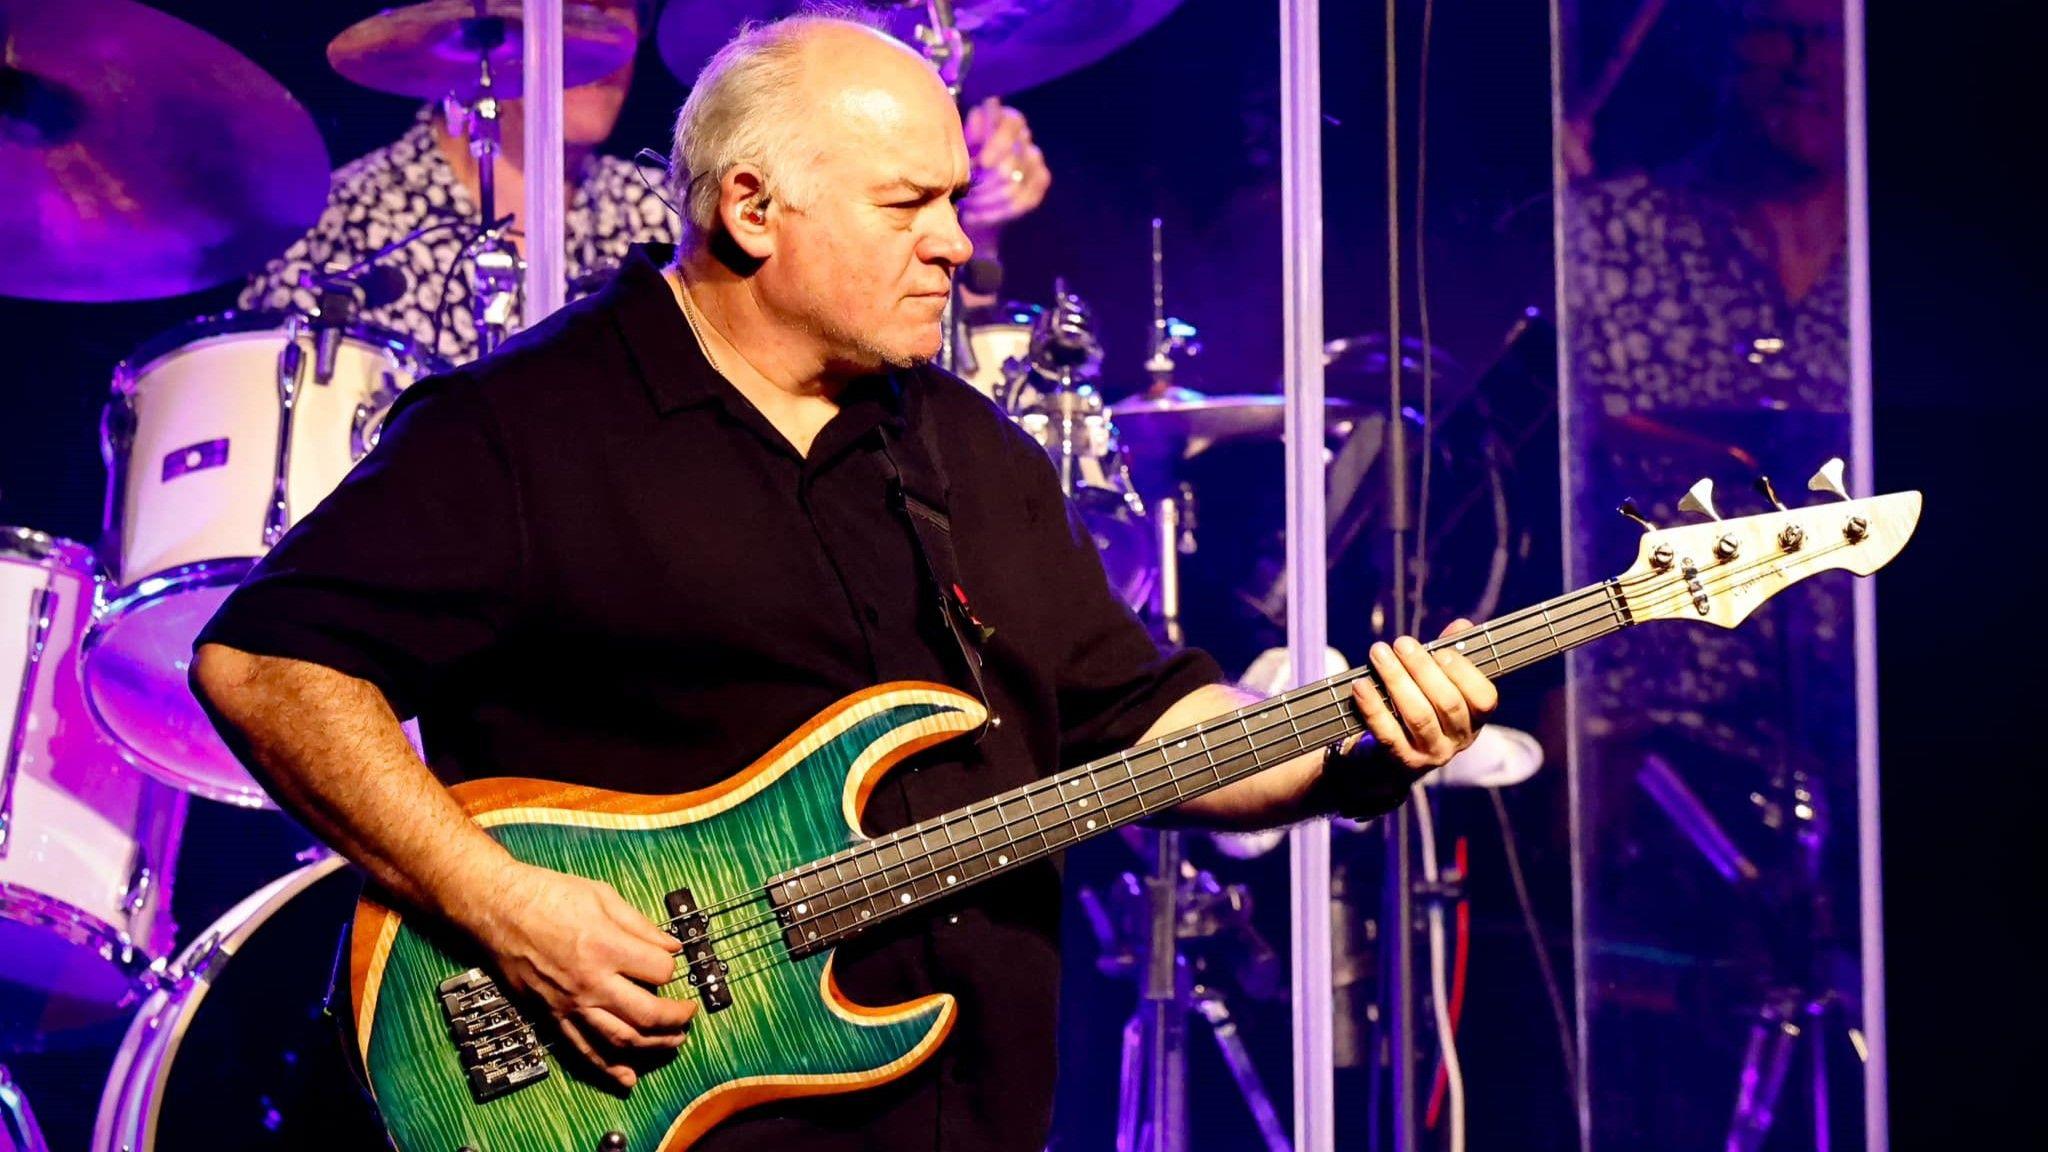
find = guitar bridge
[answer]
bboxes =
[665,888,732,1013]
[437,968,550,1104]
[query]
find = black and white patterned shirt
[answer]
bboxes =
[1563,165,1852,773]
[240,107,679,366]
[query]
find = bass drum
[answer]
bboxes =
[93,856,386,1150]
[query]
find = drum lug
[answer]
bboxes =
[266,325,307,547]
[0,584,59,859]
[351,370,405,461]
[179,929,228,986]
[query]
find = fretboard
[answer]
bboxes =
[769,577,1632,957]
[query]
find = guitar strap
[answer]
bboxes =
[875,380,998,742]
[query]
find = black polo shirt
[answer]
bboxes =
[199,247,1221,1151]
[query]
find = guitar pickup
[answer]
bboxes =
[437,968,549,1104]
[664,888,732,1013]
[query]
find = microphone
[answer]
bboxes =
[302,262,413,384]
[960,256,1003,298]
[352,262,411,310]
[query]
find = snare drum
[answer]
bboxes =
[94,854,385,1150]
[0,529,183,1047]
[84,314,445,806]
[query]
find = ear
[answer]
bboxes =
[716,166,776,261]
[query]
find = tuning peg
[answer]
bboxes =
[1753,475,1788,512]
[1807,457,1850,501]
[1618,498,1657,532]
[1677,479,1722,522]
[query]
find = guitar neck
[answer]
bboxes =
[771,577,1631,956]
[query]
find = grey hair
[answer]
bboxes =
[667,5,899,240]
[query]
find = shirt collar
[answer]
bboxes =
[601,246,911,437]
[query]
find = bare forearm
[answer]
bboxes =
[1137,683,1351,829]
[190,643,512,931]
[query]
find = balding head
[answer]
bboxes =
[669,11,945,241]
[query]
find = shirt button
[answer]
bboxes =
[862,605,880,625]
[946,914,960,925]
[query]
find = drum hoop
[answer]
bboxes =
[0,880,155,992]
[0,527,100,580]
[91,854,347,1152]
[91,558,258,626]
[112,310,450,395]
[79,559,274,807]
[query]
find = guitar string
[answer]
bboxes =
[663,539,1858,990]
[659,537,1812,950]
[651,571,1641,936]
[498,537,1857,1068]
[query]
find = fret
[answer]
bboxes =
[1099,757,1144,824]
[964,804,1001,879]
[1059,774,1102,841]
[1124,746,1169,816]
[1162,737,1189,803]
[936,815,965,890]
[999,794,1042,861]
[1538,604,1562,664]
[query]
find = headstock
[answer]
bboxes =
[1612,460,1922,630]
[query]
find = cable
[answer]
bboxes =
[1490,787,1581,1111]
[1411,0,1440,630]
[1413,782,1465,1152]
[1427,836,1470,1129]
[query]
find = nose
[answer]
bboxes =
[920,206,975,271]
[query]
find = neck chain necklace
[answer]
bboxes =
[671,270,724,377]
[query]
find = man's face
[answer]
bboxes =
[755,38,975,372]
[1731,0,1845,175]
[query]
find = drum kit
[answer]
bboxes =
[0,2,1519,1147]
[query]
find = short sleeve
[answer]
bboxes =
[195,374,525,718]
[1017,449,1223,766]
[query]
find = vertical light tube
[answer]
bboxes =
[1280,1,1334,1150]
[1843,0,1886,1146]
[523,0,567,324]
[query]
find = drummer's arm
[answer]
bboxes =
[1147,626,1499,828]
[958,99,1051,309]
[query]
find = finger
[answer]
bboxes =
[1352,644,1417,760]
[604,977,699,1038]
[1393,635,1472,746]
[1431,645,1499,717]
[608,933,684,986]
[604,890,685,954]
[1375,639,1445,755]
[557,1015,637,1088]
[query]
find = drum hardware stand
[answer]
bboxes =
[444,1,525,359]
[0,1063,49,1152]
[0,580,56,857]
[1719,768,1862,1152]
[1081,837,1293,1152]
[1141,218,1201,398]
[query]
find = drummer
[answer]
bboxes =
[239,0,1052,365]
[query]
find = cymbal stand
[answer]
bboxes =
[452,5,523,358]
[0,1064,49,1152]
[907,0,976,376]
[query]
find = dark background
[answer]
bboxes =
[1,0,2037,1148]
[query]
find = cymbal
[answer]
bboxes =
[1109,390,1360,460]
[0,0,331,302]
[657,0,1185,99]
[328,0,638,101]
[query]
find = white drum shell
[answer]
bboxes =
[93,855,346,1152]
[85,317,434,806]
[108,321,418,585]
[0,532,183,1035]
